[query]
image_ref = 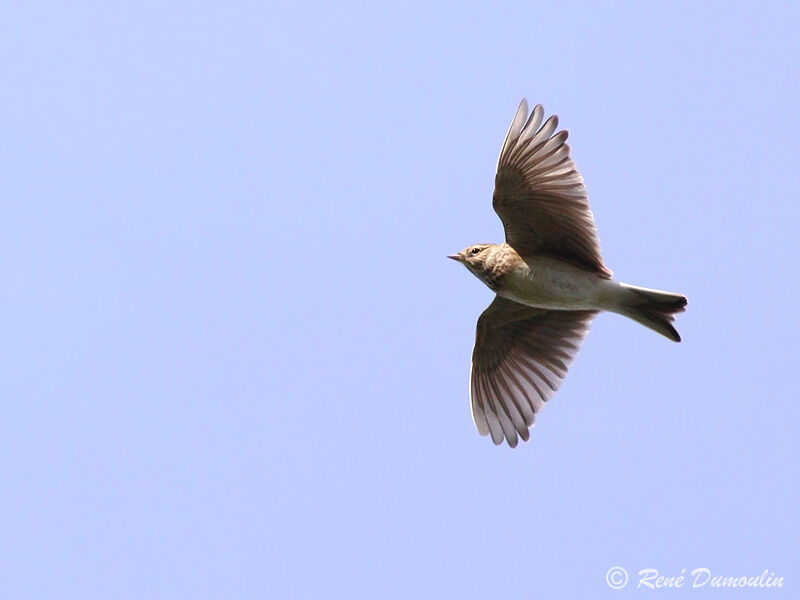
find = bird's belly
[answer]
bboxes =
[498,257,604,310]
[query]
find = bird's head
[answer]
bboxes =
[448,244,498,281]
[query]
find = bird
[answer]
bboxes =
[449,99,687,447]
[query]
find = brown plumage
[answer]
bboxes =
[449,99,687,447]
[493,102,611,278]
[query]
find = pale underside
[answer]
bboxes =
[470,99,610,446]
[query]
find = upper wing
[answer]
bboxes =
[470,296,596,447]
[493,99,611,278]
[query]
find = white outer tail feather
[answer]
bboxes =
[610,283,687,342]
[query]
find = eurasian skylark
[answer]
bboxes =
[450,99,687,447]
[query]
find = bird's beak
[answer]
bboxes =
[447,254,462,262]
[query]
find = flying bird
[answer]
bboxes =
[449,99,687,447]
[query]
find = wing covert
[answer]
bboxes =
[470,296,596,447]
[493,99,611,278]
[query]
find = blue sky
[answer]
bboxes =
[1,1,798,598]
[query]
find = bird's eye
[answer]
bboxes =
[471,247,481,255]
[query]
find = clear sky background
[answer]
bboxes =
[1,1,798,598]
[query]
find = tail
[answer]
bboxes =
[613,283,687,342]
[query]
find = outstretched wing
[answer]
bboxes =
[493,99,611,277]
[470,296,596,447]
